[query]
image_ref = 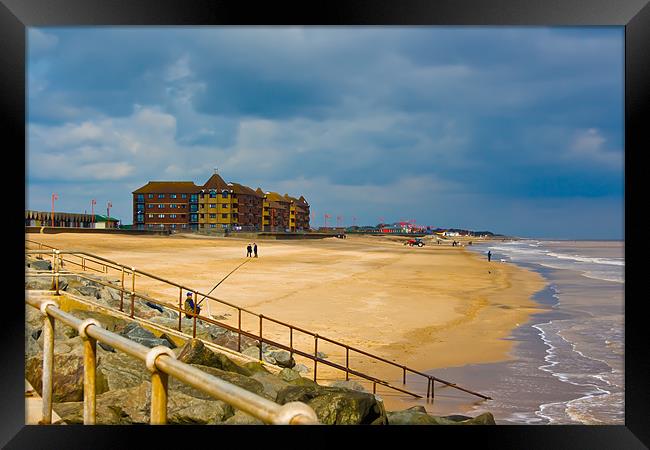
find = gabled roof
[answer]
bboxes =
[228,182,263,197]
[265,191,290,203]
[133,182,200,194]
[202,173,229,191]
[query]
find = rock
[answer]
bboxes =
[27,259,52,271]
[144,301,164,313]
[176,339,251,376]
[97,351,150,391]
[129,337,175,349]
[441,414,472,422]
[25,353,109,402]
[276,385,387,425]
[241,361,270,375]
[158,333,178,349]
[68,309,130,334]
[328,380,367,392]
[98,342,116,353]
[459,412,496,425]
[54,381,234,425]
[316,351,328,360]
[268,350,295,369]
[76,285,101,299]
[250,372,290,401]
[242,346,277,365]
[293,364,310,374]
[222,410,265,425]
[121,323,156,340]
[25,334,41,357]
[387,407,440,425]
[25,277,54,290]
[172,364,268,400]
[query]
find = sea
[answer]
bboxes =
[426,239,624,425]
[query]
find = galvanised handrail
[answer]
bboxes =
[25,295,319,425]
[25,241,492,401]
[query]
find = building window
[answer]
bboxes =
[209,203,216,209]
[190,194,198,202]
[181,204,186,208]
[182,224,187,228]
[148,224,153,229]
[221,191,228,199]
[209,191,217,198]
[148,194,154,199]
[190,204,198,212]
[190,213,198,222]
[210,223,216,228]
[170,194,177,199]
[136,214,144,222]
[200,214,205,219]
[157,194,164,199]
[148,214,154,218]
[209,214,216,219]
[171,224,176,228]
[158,214,165,218]
[181,194,187,199]
[137,194,144,201]
[170,214,177,219]
[170,204,177,208]
[222,204,228,209]
[222,214,228,218]
[148,204,154,209]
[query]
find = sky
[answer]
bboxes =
[26,27,624,239]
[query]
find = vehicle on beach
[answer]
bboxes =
[404,238,425,247]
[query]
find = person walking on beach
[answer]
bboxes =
[253,242,258,258]
[246,244,252,257]
[487,250,492,262]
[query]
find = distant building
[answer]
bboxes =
[132,172,310,232]
[25,210,118,229]
[93,214,119,229]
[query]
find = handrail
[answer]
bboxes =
[25,240,492,401]
[26,295,319,425]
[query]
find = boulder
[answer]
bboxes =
[53,381,234,425]
[25,277,54,291]
[25,353,109,402]
[242,346,276,365]
[121,323,156,340]
[68,309,130,334]
[26,259,52,271]
[158,333,178,349]
[241,361,270,375]
[278,368,303,383]
[97,351,150,391]
[459,412,496,425]
[276,385,387,425]
[328,380,367,392]
[249,372,291,401]
[293,364,310,374]
[386,407,440,425]
[268,350,295,369]
[221,410,265,425]
[176,339,251,376]
[169,364,268,400]
[75,285,101,299]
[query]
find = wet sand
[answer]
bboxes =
[26,232,546,413]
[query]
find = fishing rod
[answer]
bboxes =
[196,259,251,307]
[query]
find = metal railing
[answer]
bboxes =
[26,295,319,425]
[25,239,491,402]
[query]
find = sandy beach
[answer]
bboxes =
[26,232,546,412]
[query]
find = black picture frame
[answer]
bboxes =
[2,0,647,447]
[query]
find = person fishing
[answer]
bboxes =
[487,250,492,262]
[246,243,252,257]
[184,292,201,318]
[253,242,258,258]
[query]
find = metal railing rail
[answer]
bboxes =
[25,295,319,425]
[25,240,492,401]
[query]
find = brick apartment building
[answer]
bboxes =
[132,172,310,232]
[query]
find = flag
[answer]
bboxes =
[52,193,58,201]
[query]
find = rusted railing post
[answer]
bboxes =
[403,367,407,385]
[130,268,136,318]
[289,327,293,360]
[430,377,435,400]
[345,347,350,381]
[39,300,57,424]
[119,267,125,311]
[82,256,85,271]
[373,381,377,394]
[146,347,175,425]
[192,291,198,338]
[178,288,183,331]
[314,334,318,382]
[237,309,242,352]
[54,250,60,295]
[259,315,263,360]
[79,319,100,424]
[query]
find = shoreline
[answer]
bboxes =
[25,232,547,414]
